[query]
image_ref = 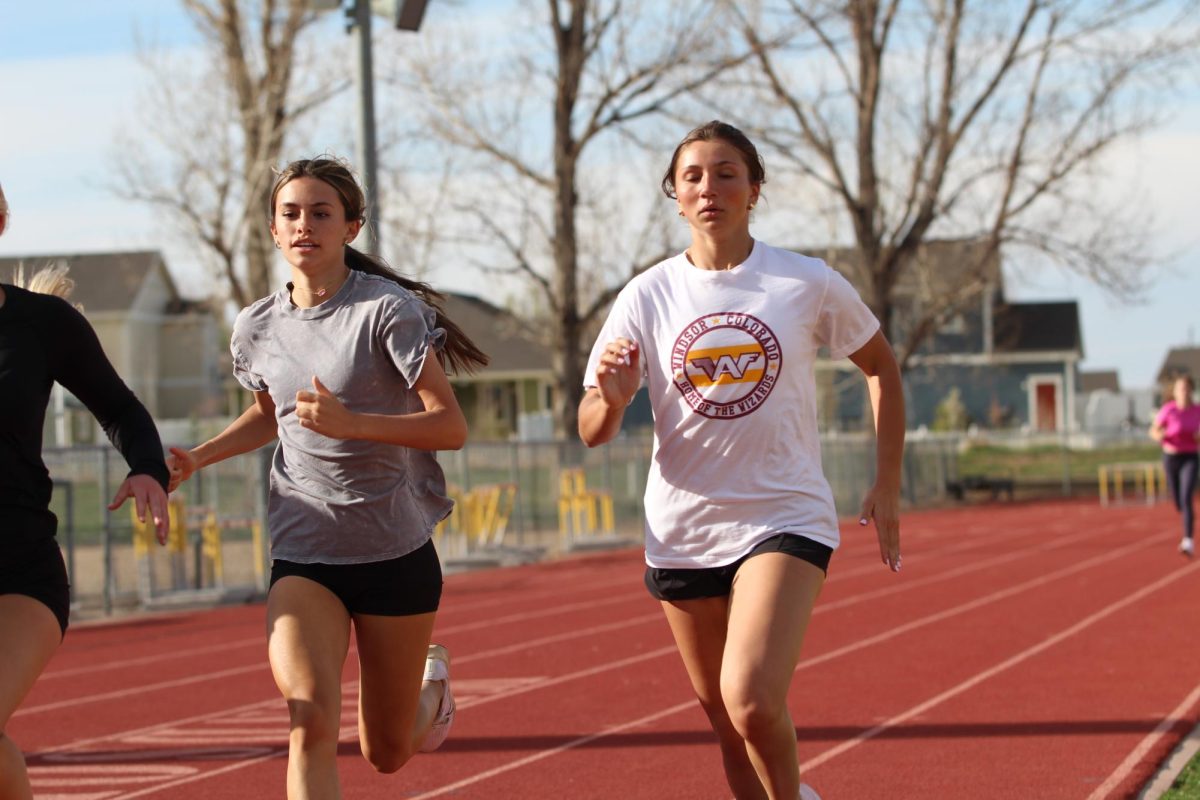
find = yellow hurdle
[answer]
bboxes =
[1098,461,1165,507]
[558,468,615,544]
[130,496,187,556]
[202,512,224,586]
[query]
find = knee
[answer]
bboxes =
[285,699,340,751]
[720,675,788,741]
[362,737,415,774]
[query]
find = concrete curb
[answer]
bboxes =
[1141,720,1200,799]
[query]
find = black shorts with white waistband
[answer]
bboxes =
[644,533,833,602]
[270,537,443,616]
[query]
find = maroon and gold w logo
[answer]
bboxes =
[687,346,765,385]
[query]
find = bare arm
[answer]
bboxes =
[168,391,278,491]
[848,329,906,572]
[294,352,468,450]
[579,338,641,447]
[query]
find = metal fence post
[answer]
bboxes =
[99,446,113,616]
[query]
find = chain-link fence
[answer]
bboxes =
[46,434,960,615]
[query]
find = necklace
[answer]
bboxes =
[290,268,349,298]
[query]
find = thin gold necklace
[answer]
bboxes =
[291,268,349,298]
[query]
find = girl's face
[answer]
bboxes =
[674,139,760,237]
[1175,379,1194,407]
[270,177,361,272]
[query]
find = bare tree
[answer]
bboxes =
[111,0,343,309]
[387,0,751,436]
[723,0,1200,370]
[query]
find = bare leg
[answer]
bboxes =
[659,596,767,800]
[266,578,352,800]
[352,611,440,772]
[0,595,62,800]
[722,554,825,799]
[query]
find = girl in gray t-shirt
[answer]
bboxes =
[168,157,487,795]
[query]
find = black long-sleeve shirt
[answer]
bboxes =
[0,284,169,544]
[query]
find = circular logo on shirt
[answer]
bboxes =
[670,313,782,419]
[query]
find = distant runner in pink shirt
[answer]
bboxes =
[1151,375,1200,555]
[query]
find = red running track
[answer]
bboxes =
[12,499,1200,799]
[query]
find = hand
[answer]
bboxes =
[296,376,358,439]
[109,474,170,545]
[594,338,641,408]
[859,483,901,572]
[166,446,199,493]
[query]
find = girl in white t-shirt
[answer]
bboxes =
[580,121,905,800]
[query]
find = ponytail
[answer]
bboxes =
[344,246,489,375]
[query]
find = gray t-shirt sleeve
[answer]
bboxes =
[382,296,447,388]
[231,308,269,392]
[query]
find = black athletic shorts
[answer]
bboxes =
[644,533,833,602]
[270,537,443,616]
[0,536,71,637]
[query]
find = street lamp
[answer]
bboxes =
[311,1,430,255]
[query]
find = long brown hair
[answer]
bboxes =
[270,157,488,375]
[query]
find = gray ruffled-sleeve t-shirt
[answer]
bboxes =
[230,269,453,564]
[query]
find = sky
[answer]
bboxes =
[1,1,1198,391]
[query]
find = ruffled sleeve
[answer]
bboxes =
[382,295,445,388]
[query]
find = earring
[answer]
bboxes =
[274,241,281,249]
[748,204,755,210]
[678,210,684,217]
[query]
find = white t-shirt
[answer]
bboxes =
[584,241,879,568]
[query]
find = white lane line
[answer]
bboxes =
[40,637,263,681]
[34,512,1109,711]
[15,663,267,717]
[382,530,1178,796]
[34,521,1171,798]
[1088,682,1200,800]
[436,591,652,635]
[290,532,1180,796]
[797,558,1200,774]
[405,701,699,800]
[106,748,288,800]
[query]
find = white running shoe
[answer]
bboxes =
[418,644,455,753]
[799,783,823,800]
[1181,537,1194,557]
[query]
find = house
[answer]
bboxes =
[809,239,1084,432]
[1080,370,1120,393]
[440,293,555,440]
[1156,347,1200,396]
[0,250,228,444]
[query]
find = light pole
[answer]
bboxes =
[351,0,380,254]
[312,1,431,255]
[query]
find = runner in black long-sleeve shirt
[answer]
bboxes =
[0,181,171,799]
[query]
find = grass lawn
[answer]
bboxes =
[956,443,1161,482]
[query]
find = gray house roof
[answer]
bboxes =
[805,238,1003,299]
[1080,370,1120,393]
[440,292,552,377]
[993,301,1082,354]
[0,250,178,312]
[1158,347,1200,384]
